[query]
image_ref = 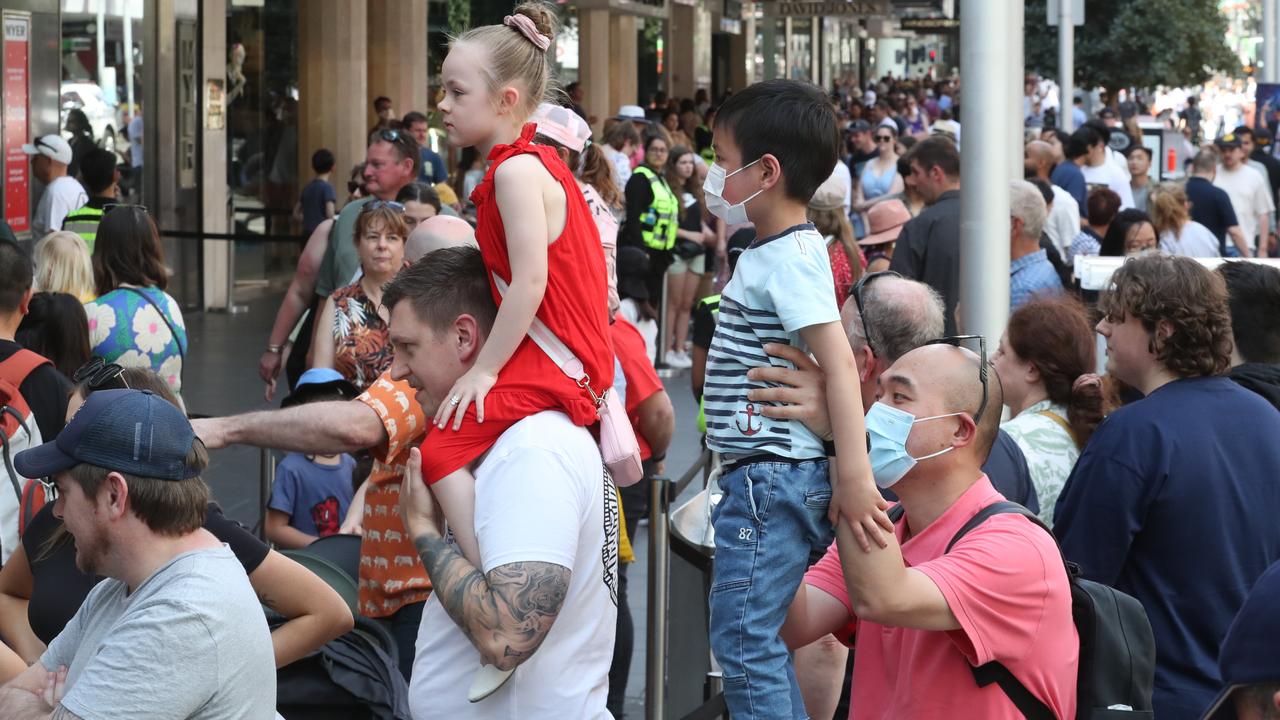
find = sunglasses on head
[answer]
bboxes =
[923,334,989,423]
[850,270,903,357]
[362,199,405,213]
[103,203,148,217]
[72,357,131,391]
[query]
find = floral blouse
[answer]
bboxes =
[1001,399,1080,527]
[330,283,392,392]
[84,286,187,396]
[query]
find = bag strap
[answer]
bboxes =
[943,500,1065,720]
[1035,409,1077,445]
[0,349,52,389]
[120,287,186,363]
[490,274,599,403]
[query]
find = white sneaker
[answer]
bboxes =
[468,665,515,703]
[665,350,692,369]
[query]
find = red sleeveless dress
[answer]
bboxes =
[419,123,615,483]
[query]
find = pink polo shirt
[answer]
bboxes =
[804,476,1078,720]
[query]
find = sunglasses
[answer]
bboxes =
[103,203,148,216]
[72,357,131,390]
[377,128,416,149]
[362,199,405,213]
[850,270,903,357]
[874,135,895,143]
[923,335,989,423]
[38,477,58,503]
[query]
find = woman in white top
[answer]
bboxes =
[1149,182,1221,257]
[992,295,1107,526]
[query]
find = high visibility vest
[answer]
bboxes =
[696,294,721,434]
[633,165,678,252]
[61,205,104,253]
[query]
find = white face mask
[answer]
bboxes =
[704,158,764,225]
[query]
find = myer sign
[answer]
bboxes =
[763,1,888,17]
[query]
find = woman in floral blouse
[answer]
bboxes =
[83,206,187,397]
[991,295,1108,526]
[311,202,407,392]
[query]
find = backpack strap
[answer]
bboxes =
[944,500,1063,720]
[0,349,52,390]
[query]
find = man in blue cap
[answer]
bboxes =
[0,389,276,719]
[1202,560,1280,720]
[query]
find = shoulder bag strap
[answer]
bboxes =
[490,274,597,399]
[1035,409,1078,445]
[944,500,1062,720]
[120,287,186,363]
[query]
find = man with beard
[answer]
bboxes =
[0,390,275,718]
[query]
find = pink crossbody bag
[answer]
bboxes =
[493,275,644,487]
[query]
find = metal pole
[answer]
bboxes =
[960,0,1012,342]
[123,2,135,117]
[96,7,106,94]
[1266,0,1278,83]
[1009,0,1024,180]
[258,448,276,542]
[646,475,671,720]
[1058,0,1074,132]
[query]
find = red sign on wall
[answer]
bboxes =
[3,12,31,235]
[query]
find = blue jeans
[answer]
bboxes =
[709,458,835,719]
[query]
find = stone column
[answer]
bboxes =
[609,13,638,113]
[579,7,612,134]
[298,0,368,207]
[200,0,230,309]
[367,0,429,125]
[667,2,695,99]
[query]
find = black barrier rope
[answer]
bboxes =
[159,229,307,243]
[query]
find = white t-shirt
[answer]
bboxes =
[33,175,88,239]
[1159,221,1221,258]
[409,412,618,720]
[1045,185,1081,256]
[1215,164,1275,250]
[1082,160,1135,210]
[128,115,144,168]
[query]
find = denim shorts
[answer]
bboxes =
[708,457,834,719]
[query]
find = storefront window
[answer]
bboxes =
[227,1,298,246]
[59,0,144,196]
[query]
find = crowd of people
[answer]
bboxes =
[2,4,1280,719]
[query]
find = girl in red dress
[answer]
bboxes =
[428,4,614,575]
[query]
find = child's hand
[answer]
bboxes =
[828,472,894,553]
[434,366,499,431]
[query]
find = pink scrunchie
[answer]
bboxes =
[1072,373,1102,394]
[504,14,551,52]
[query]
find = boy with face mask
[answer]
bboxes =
[701,79,890,719]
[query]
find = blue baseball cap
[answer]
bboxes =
[281,368,359,408]
[1202,560,1280,719]
[15,388,199,481]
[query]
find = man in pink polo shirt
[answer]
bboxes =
[781,342,1078,719]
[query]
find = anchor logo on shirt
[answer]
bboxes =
[736,403,763,436]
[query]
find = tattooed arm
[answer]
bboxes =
[400,449,571,670]
[413,534,569,670]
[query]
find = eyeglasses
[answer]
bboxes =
[363,200,405,213]
[923,335,989,423]
[72,357,130,390]
[874,135,895,143]
[850,270,902,356]
[38,478,58,503]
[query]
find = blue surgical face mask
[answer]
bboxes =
[865,402,962,489]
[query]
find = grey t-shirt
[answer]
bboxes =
[41,545,276,719]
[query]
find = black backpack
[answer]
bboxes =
[889,501,1156,719]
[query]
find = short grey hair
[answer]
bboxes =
[1010,179,1048,241]
[844,275,946,362]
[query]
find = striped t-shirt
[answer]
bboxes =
[704,223,840,459]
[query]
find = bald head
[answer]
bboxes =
[888,343,1002,461]
[1024,140,1055,180]
[405,215,478,262]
